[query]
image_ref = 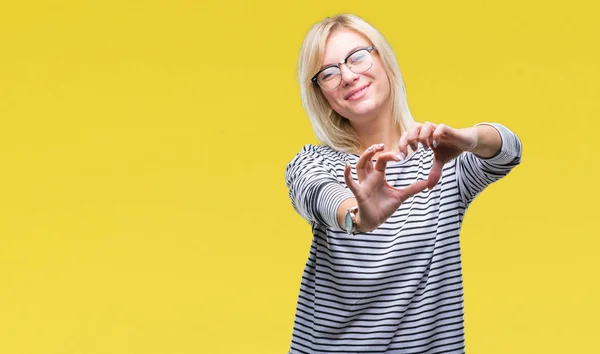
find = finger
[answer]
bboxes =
[344,162,360,195]
[399,179,429,200]
[356,143,384,180]
[427,158,444,189]
[374,152,401,172]
[406,123,422,152]
[418,121,437,149]
[432,123,455,149]
[398,132,409,160]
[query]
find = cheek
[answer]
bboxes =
[375,70,390,93]
[380,79,391,98]
[323,93,344,112]
[372,75,391,104]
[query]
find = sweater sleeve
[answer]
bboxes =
[285,145,354,230]
[456,123,523,205]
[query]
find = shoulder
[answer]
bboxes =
[287,144,350,166]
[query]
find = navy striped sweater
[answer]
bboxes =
[284,123,522,353]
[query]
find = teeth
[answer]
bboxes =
[349,86,366,99]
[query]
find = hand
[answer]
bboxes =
[399,122,478,189]
[343,144,429,233]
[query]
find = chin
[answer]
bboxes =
[345,100,381,118]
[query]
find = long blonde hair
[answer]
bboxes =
[297,14,415,153]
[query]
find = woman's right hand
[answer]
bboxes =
[343,144,429,233]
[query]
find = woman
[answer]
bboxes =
[285,14,522,353]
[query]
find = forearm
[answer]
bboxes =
[286,146,356,229]
[456,123,522,203]
[469,124,502,158]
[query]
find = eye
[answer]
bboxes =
[320,67,340,81]
[349,50,368,64]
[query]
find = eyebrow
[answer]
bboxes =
[318,46,365,71]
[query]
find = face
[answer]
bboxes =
[318,28,391,122]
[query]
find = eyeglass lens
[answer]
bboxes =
[317,49,374,90]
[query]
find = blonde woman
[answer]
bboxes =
[285,14,522,353]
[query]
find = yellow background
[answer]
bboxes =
[1,0,598,353]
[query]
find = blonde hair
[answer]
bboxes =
[297,14,415,153]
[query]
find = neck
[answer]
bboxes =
[350,106,401,156]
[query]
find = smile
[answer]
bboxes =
[345,84,370,100]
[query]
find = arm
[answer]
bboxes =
[286,144,428,234]
[285,145,354,231]
[398,121,522,193]
[456,123,523,204]
[469,124,503,158]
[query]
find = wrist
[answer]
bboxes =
[345,206,359,235]
[463,126,479,153]
[337,198,358,232]
[470,124,502,158]
[354,210,365,233]
[345,206,373,235]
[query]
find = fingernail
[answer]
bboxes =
[377,143,384,148]
[397,153,405,160]
[433,140,438,148]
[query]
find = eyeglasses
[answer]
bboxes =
[311,46,377,91]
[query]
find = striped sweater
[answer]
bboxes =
[284,123,522,353]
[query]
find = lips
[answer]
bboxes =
[345,83,371,100]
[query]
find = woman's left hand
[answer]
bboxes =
[399,122,479,189]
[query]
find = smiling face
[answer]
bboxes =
[319,27,391,123]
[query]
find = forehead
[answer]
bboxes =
[322,28,371,64]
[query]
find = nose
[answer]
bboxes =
[340,64,359,87]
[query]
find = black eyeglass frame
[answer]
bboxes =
[310,46,377,89]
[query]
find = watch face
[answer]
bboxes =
[345,210,353,234]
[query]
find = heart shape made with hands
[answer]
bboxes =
[342,122,479,233]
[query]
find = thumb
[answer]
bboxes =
[400,179,429,199]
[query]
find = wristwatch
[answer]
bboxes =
[345,206,359,235]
